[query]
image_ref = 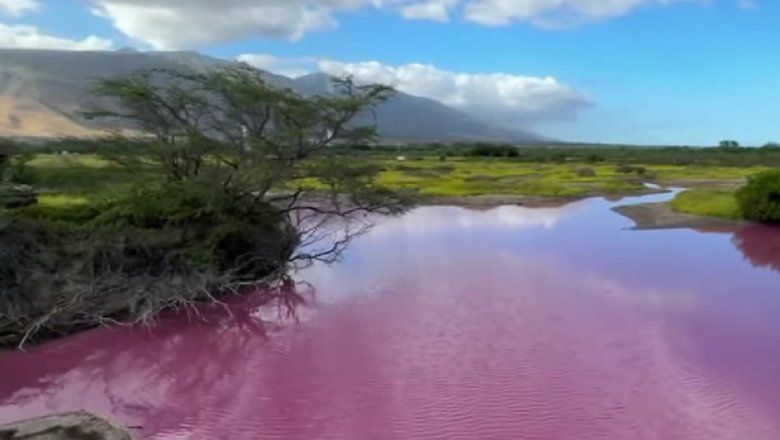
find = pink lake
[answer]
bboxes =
[3,193,780,439]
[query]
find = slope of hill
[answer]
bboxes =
[0,48,543,142]
[294,72,542,142]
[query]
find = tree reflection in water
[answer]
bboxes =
[0,286,308,435]
[732,224,780,273]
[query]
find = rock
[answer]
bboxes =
[0,411,134,440]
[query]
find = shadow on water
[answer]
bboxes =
[0,287,307,428]
[732,224,780,274]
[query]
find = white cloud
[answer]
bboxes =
[89,0,371,49]
[87,0,729,48]
[319,59,591,124]
[237,53,317,78]
[399,0,457,22]
[0,22,113,50]
[0,0,39,16]
[463,0,694,28]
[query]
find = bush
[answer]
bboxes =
[575,167,596,177]
[736,170,780,223]
[616,164,646,175]
[2,154,37,185]
[468,144,519,158]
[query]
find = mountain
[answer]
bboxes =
[293,72,542,142]
[0,48,543,142]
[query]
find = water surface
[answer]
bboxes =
[2,193,780,439]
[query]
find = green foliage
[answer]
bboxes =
[719,140,740,148]
[13,195,100,223]
[90,181,299,279]
[468,144,519,158]
[615,164,646,175]
[333,143,780,168]
[0,67,412,349]
[93,181,241,229]
[3,153,37,185]
[670,189,741,220]
[736,170,780,223]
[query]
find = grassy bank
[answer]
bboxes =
[669,188,741,220]
[21,154,768,210]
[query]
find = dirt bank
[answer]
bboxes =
[425,194,581,208]
[0,411,134,439]
[427,187,668,209]
[613,202,745,230]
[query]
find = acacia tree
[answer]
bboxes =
[85,66,409,272]
[0,67,411,349]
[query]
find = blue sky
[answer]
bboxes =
[0,0,778,145]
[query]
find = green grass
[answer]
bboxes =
[374,159,651,198]
[669,188,742,219]
[16,154,768,210]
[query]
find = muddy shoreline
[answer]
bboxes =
[612,202,745,230]
[426,187,668,209]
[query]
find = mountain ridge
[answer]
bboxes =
[0,48,544,143]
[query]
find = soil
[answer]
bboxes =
[613,202,745,230]
[426,187,667,209]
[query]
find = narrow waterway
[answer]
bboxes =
[2,191,780,439]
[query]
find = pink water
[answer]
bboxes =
[3,194,780,439]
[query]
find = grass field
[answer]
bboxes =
[669,188,742,219]
[372,158,762,198]
[18,154,767,211]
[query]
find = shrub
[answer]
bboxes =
[575,167,596,177]
[3,154,37,185]
[585,153,605,163]
[736,170,780,223]
[616,164,646,175]
[468,144,519,158]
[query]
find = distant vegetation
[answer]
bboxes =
[290,142,780,172]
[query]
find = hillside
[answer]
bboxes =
[0,48,543,142]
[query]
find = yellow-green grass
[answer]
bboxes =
[372,159,767,198]
[20,154,768,209]
[37,193,91,208]
[669,188,742,220]
[29,154,117,169]
[647,164,766,182]
[27,154,161,200]
[373,159,649,198]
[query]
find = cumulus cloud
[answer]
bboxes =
[0,0,39,16]
[240,53,591,125]
[237,53,317,78]
[399,0,457,22]
[87,0,724,48]
[0,22,113,50]
[89,0,372,49]
[462,0,693,28]
[319,59,591,124]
